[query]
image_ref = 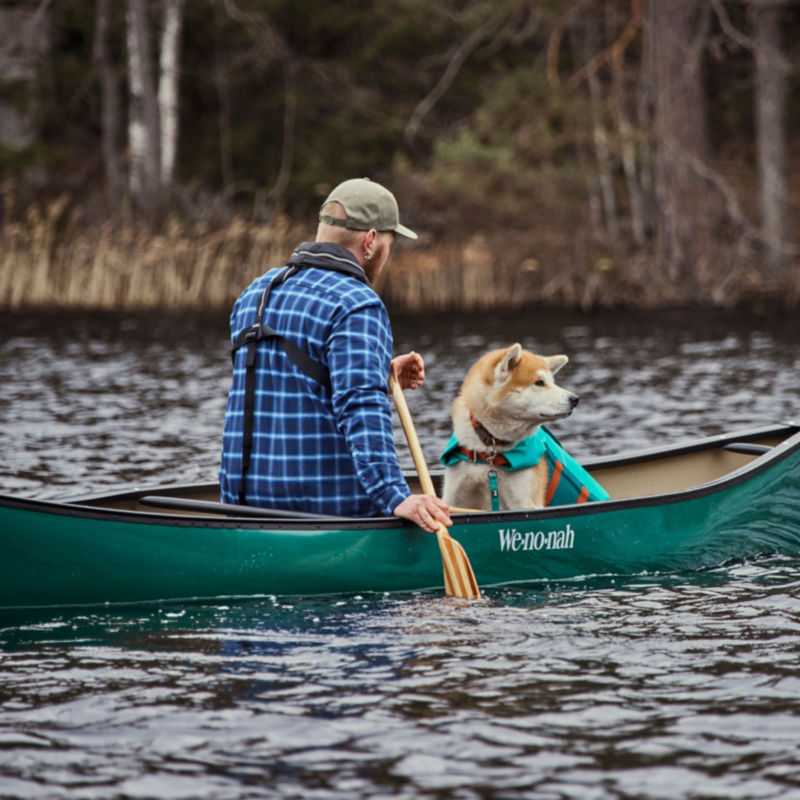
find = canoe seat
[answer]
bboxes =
[722,443,771,456]
[139,495,344,521]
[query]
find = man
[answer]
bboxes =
[219,177,452,533]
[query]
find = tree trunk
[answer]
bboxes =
[0,3,51,155]
[126,0,160,214]
[158,0,184,190]
[646,0,711,283]
[585,26,620,247]
[751,0,789,275]
[610,3,646,247]
[567,9,619,249]
[93,0,124,209]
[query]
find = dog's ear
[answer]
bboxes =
[496,343,523,379]
[547,355,568,375]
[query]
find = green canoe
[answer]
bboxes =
[2,423,799,609]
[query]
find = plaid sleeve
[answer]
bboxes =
[327,302,410,515]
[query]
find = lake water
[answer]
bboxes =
[1,306,800,799]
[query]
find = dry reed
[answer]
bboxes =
[0,196,301,311]
[1,194,796,313]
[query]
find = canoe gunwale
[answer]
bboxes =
[581,422,799,469]
[1,422,798,530]
[0,491,394,531]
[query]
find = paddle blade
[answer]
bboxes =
[436,526,481,600]
[390,376,481,600]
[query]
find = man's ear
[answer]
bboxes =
[362,229,377,259]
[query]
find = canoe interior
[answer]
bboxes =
[587,433,789,501]
[71,426,796,518]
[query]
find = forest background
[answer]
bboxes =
[1,0,799,313]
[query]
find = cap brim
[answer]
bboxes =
[394,223,418,240]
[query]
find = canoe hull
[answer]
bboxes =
[2,424,800,608]
[1,504,435,606]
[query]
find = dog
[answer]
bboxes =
[441,343,579,511]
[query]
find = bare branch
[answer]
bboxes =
[404,12,501,145]
[25,0,54,32]
[671,138,800,256]
[479,2,541,56]
[710,0,756,52]
[546,0,590,87]
[566,0,643,91]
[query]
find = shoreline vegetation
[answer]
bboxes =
[2,195,798,314]
[3,3,800,316]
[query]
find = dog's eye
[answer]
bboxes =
[535,379,545,387]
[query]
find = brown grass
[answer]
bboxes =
[0,196,301,311]
[1,194,797,312]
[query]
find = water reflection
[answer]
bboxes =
[3,560,800,798]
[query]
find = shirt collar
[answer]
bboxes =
[287,241,369,283]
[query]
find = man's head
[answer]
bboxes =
[319,178,417,241]
[316,178,417,281]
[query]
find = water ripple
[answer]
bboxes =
[2,309,800,798]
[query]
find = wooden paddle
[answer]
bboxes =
[389,376,481,600]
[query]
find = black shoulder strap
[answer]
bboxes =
[232,267,306,503]
[231,265,333,382]
[231,261,363,504]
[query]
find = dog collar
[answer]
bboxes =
[469,413,513,448]
[453,445,511,467]
[446,414,514,467]
[440,431,546,471]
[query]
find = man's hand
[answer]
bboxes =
[391,351,425,390]
[393,494,452,533]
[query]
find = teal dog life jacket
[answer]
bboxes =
[440,426,609,509]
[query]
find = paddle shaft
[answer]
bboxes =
[389,376,480,600]
[390,380,437,497]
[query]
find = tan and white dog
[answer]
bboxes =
[442,343,579,511]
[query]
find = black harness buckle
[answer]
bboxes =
[243,324,261,344]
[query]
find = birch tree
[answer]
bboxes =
[126,0,160,211]
[158,0,184,189]
[124,0,184,215]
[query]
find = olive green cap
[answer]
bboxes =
[320,178,418,240]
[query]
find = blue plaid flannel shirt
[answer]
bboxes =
[219,242,411,517]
